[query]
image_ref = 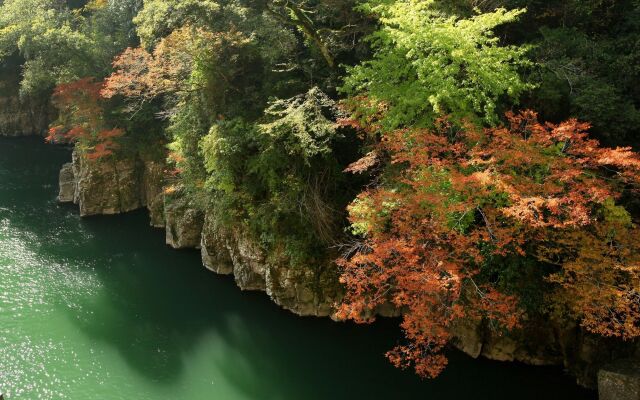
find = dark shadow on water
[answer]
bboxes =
[0,137,597,400]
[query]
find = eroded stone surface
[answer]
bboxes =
[0,94,51,136]
[598,360,640,400]
[450,315,640,388]
[200,209,343,316]
[141,161,165,227]
[71,149,143,216]
[450,318,484,358]
[164,191,204,249]
[200,213,234,274]
[59,148,166,223]
[58,162,75,203]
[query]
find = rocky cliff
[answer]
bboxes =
[0,74,53,136]
[58,148,165,223]
[0,95,52,136]
[166,192,343,316]
[57,145,639,390]
[451,315,640,388]
[202,210,343,317]
[59,147,342,317]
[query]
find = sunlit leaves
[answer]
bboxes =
[0,0,141,95]
[342,0,532,130]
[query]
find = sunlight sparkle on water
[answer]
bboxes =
[0,215,102,399]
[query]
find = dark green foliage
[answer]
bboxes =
[201,88,357,266]
[477,251,554,315]
[508,0,640,147]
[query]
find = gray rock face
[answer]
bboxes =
[200,213,235,275]
[598,360,640,400]
[58,163,76,202]
[450,318,484,358]
[71,149,143,217]
[141,161,165,227]
[480,322,563,366]
[265,258,342,317]
[200,210,343,316]
[58,148,165,223]
[451,316,640,388]
[164,192,204,249]
[0,94,51,136]
[229,230,268,291]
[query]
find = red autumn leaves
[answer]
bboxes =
[338,111,640,377]
[46,78,123,160]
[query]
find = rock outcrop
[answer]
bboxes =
[58,163,76,202]
[164,191,204,249]
[70,149,143,216]
[598,359,640,400]
[200,210,343,316]
[141,160,165,227]
[200,213,234,275]
[0,72,53,136]
[58,148,165,222]
[0,95,51,136]
[451,316,640,388]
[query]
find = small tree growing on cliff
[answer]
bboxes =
[47,78,124,160]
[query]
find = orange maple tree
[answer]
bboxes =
[102,26,251,110]
[338,111,640,377]
[47,78,123,160]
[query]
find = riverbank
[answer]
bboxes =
[0,136,598,399]
[50,139,640,392]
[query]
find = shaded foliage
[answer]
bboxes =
[200,88,358,265]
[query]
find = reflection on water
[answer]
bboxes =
[0,138,595,400]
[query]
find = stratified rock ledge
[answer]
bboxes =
[598,360,640,400]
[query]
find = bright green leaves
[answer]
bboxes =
[342,0,532,130]
[0,0,83,92]
[259,87,342,163]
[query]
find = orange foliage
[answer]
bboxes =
[542,220,640,339]
[47,78,124,160]
[338,111,640,377]
[101,44,183,107]
[102,27,251,110]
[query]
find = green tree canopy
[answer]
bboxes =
[342,0,532,130]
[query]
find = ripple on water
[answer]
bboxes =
[0,217,103,399]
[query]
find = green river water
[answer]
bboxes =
[0,137,595,400]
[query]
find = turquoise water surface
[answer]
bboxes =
[0,137,595,399]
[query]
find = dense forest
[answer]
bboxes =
[1,0,639,381]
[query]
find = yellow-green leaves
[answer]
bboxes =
[342,0,532,130]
